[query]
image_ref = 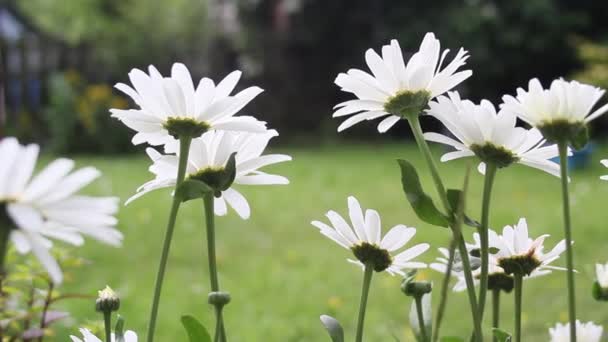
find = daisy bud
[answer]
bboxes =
[208,291,231,307]
[401,271,432,298]
[593,262,608,301]
[487,273,514,293]
[96,286,120,313]
[384,90,431,120]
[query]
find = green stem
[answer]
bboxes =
[478,163,497,322]
[415,296,429,342]
[103,311,112,342]
[355,264,374,342]
[0,219,10,341]
[432,239,457,342]
[204,194,227,342]
[146,136,192,342]
[513,275,523,342]
[492,289,500,342]
[407,115,482,341]
[558,142,577,342]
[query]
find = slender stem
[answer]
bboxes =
[355,264,374,342]
[37,281,54,342]
[146,136,192,342]
[513,275,523,342]
[478,163,497,322]
[492,289,500,342]
[103,311,112,342]
[408,116,481,341]
[558,142,577,342]
[0,221,9,340]
[432,239,457,342]
[415,296,429,342]
[204,194,227,342]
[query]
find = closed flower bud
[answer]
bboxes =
[208,291,231,307]
[96,286,120,313]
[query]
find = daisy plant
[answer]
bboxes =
[501,78,608,341]
[129,129,290,341]
[0,137,121,285]
[334,32,483,341]
[312,196,429,342]
[424,91,562,325]
[489,218,567,342]
[112,63,271,342]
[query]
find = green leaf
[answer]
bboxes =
[440,337,465,342]
[492,328,512,342]
[446,189,480,228]
[320,315,344,342]
[181,315,212,342]
[175,179,213,203]
[114,315,125,342]
[397,159,449,227]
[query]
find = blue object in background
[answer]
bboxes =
[551,142,596,170]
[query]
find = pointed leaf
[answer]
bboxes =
[320,315,344,342]
[115,315,125,342]
[220,152,238,191]
[492,328,512,342]
[446,189,480,228]
[397,159,449,227]
[181,315,212,342]
[175,179,213,203]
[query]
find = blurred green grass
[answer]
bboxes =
[52,142,608,341]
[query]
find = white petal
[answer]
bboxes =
[223,188,251,219]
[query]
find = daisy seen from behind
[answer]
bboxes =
[424,92,563,176]
[70,328,138,342]
[111,63,267,146]
[127,129,291,219]
[549,321,603,342]
[0,137,121,284]
[333,32,472,133]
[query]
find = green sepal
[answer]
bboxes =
[175,179,213,203]
[114,315,125,342]
[592,281,608,301]
[181,315,212,342]
[571,124,589,151]
[446,189,481,228]
[320,315,344,342]
[397,159,449,228]
[222,152,238,192]
[492,328,512,342]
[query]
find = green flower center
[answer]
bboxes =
[384,90,431,120]
[470,143,519,168]
[163,117,210,139]
[537,119,588,150]
[188,167,231,196]
[351,242,393,272]
[497,253,541,276]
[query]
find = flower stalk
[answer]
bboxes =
[204,193,227,342]
[513,275,523,342]
[492,289,500,342]
[478,162,497,322]
[147,136,192,342]
[415,295,429,342]
[558,141,577,342]
[407,114,482,341]
[432,239,456,342]
[355,264,374,342]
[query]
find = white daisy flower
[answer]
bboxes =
[70,328,138,342]
[127,130,291,219]
[601,160,608,181]
[311,196,429,275]
[502,78,608,127]
[549,321,603,342]
[596,262,608,288]
[424,92,563,176]
[0,137,122,284]
[333,32,472,133]
[491,218,567,276]
[111,63,267,146]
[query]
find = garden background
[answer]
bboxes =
[1,0,608,340]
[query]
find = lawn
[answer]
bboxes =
[53,142,608,341]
